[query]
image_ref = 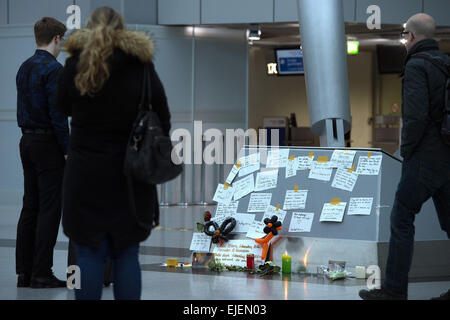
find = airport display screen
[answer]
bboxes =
[276,49,304,75]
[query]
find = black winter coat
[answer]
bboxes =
[55,29,171,249]
[401,39,450,166]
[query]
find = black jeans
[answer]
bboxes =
[16,134,65,278]
[383,156,450,297]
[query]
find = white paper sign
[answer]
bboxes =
[331,168,359,192]
[213,184,235,205]
[347,197,373,216]
[266,149,290,168]
[211,214,227,226]
[320,202,347,223]
[189,233,212,252]
[247,193,272,212]
[246,220,267,239]
[255,169,279,191]
[225,165,240,184]
[283,190,308,210]
[212,240,263,267]
[215,201,239,216]
[230,213,255,233]
[308,161,333,182]
[330,150,357,169]
[356,155,383,175]
[233,174,254,200]
[289,212,315,233]
[296,156,314,170]
[262,205,287,223]
[238,153,261,177]
[285,157,298,178]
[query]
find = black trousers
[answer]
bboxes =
[16,134,65,278]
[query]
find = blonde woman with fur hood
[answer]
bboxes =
[55,7,171,300]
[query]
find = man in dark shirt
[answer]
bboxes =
[16,17,69,288]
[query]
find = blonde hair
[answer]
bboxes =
[75,7,125,96]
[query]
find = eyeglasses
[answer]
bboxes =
[400,30,411,38]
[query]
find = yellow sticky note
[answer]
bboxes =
[224,183,230,189]
[294,185,299,192]
[318,156,329,163]
[309,152,314,158]
[289,155,295,161]
[331,198,341,205]
[348,164,356,173]
[276,204,280,211]
[368,152,372,158]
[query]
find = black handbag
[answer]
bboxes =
[123,64,183,185]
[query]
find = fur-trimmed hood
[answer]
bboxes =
[64,29,154,63]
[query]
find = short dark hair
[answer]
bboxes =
[34,17,67,46]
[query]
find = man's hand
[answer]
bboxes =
[64,155,68,160]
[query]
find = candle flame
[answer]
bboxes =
[302,246,312,267]
[284,251,288,256]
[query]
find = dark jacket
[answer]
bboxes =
[16,50,70,154]
[55,29,171,249]
[400,39,450,165]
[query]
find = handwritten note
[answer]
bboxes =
[308,161,333,182]
[347,197,373,216]
[238,152,261,177]
[230,213,256,233]
[233,174,254,201]
[266,149,290,168]
[246,220,267,239]
[285,157,298,178]
[331,168,359,192]
[247,193,272,212]
[263,205,287,223]
[225,164,240,184]
[189,233,212,252]
[330,150,357,169]
[255,169,279,191]
[211,214,227,227]
[212,240,263,267]
[215,201,239,216]
[283,190,308,210]
[289,212,315,233]
[320,202,347,223]
[296,156,314,170]
[212,184,235,205]
[356,155,382,175]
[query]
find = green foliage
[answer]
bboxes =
[249,261,281,277]
[207,259,227,272]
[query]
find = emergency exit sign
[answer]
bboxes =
[347,41,359,55]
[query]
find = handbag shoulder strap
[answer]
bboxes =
[138,64,153,112]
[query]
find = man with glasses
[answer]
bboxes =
[359,13,450,300]
[16,17,69,288]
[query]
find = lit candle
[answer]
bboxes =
[282,252,292,274]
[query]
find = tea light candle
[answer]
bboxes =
[167,258,178,267]
[282,253,292,274]
[355,266,366,279]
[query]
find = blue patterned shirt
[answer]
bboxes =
[16,49,69,154]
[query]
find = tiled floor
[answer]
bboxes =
[0,204,449,300]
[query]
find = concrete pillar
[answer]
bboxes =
[297,0,351,147]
